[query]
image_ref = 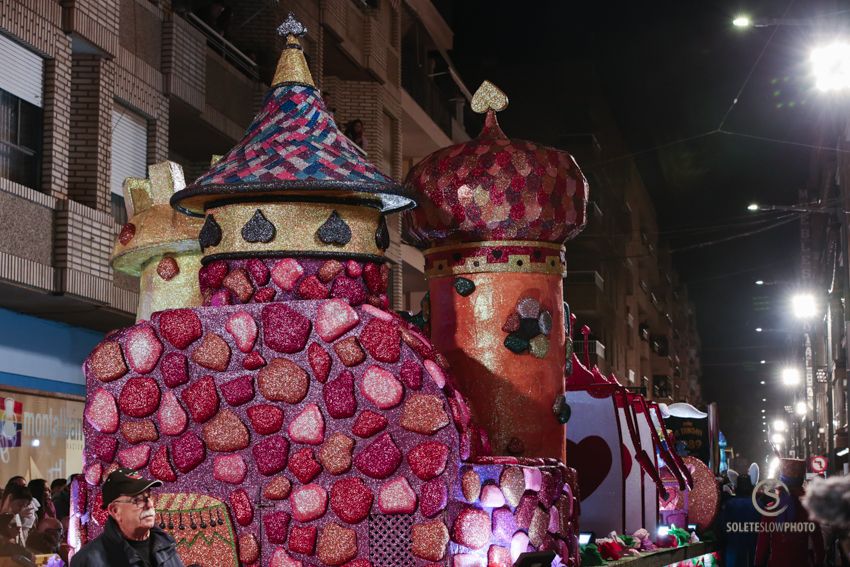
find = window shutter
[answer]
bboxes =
[110,106,148,196]
[0,34,43,108]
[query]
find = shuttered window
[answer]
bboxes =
[0,33,43,108]
[111,105,148,223]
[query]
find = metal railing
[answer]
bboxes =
[186,13,259,81]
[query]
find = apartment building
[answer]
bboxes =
[0,0,469,479]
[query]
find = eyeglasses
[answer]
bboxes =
[113,492,154,508]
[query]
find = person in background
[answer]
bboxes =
[0,485,33,546]
[49,480,66,500]
[804,475,850,566]
[0,513,34,566]
[721,473,761,567]
[70,469,183,567]
[25,515,67,563]
[53,475,79,535]
[27,480,55,522]
[344,119,367,151]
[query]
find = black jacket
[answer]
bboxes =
[70,518,183,567]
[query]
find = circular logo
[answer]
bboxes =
[753,478,790,517]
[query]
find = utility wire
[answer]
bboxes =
[670,215,801,253]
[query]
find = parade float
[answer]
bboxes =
[72,14,720,566]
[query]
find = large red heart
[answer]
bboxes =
[567,435,613,501]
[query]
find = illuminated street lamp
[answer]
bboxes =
[755,280,765,285]
[748,203,760,211]
[795,401,808,416]
[773,419,788,432]
[781,367,801,386]
[771,433,785,444]
[755,327,763,332]
[811,42,850,92]
[791,293,818,319]
[733,15,752,28]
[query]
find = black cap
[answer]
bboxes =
[101,469,162,509]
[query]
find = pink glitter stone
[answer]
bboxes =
[288,525,317,555]
[208,289,231,306]
[359,319,401,363]
[246,258,270,286]
[158,391,188,436]
[271,258,304,291]
[124,324,163,374]
[298,275,330,299]
[360,365,403,410]
[289,447,322,484]
[254,435,290,475]
[330,477,373,524]
[290,483,328,522]
[424,359,447,388]
[161,352,189,388]
[220,375,254,406]
[452,506,492,550]
[288,403,325,445]
[345,260,362,278]
[330,277,367,306]
[488,546,512,567]
[225,311,258,353]
[149,445,176,482]
[180,375,219,423]
[491,506,518,542]
[171,431,205,473]
[354,433,401,479]
[213,454,247,484]
[351,410,388,438]
[91,435,117,462]
[511,531,530,562]
[84,463,102,486]
[453,554,486,567]
[118,444,150,470]
[158,309,203,350]
[480,483,506,508]
[378,476,417,514]
[85,388,118,434]
[230,488,254,526]
[323,371,357,419]
[420,478,448,518]
[269,548,300,567]
[399,359,423,390]
[118,377,160,418]
[408,441,450,480]
[360,303,393,321]
[315,299,360,342]
[247,403,284,434]
[263,303,312,353]
[264,511,291,544]
[308,342,332,383]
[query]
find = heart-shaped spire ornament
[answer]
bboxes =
[471,80,509,114]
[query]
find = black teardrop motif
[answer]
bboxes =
[375,215,390,250]
[316,211,352,246]
[199,215,222,250]
[241,209,276,243]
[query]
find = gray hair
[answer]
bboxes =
[803,476,850,527]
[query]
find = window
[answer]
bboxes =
[0,34,43,191]
[111,105,148,224]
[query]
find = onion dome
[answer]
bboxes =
[171,14,412,217]
[402,81,589,248]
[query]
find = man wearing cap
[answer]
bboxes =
[70,469,184,567]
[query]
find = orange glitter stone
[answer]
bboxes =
[203,410,250,452]
[156,256,180,281]
[500,466,525,508]
[191,333,231,371]
[120,420,158,444]
[89,341,127,382]
[411,519,449,562]
[239,533,259,563]
[461,467,481,503]
[319,432,355,475]
[263,476,292,500]
[333,336,366,367]
[258,358,309,403]
[316,522,357,566]
[400,394,450,435]
[223,268,254,303]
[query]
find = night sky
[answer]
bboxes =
[451,0,848,466]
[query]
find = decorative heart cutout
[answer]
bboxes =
[471,80,509,114]
[567,435,613,500]
[199,215,222,250]
[242,209,276,243]
[621,443,633,478]
[375,215,389,250]
[316,211,352,246]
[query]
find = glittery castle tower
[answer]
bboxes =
[78,16,582,567]
[111,161,203,321]
[403,82,588,461]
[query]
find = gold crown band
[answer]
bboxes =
[424,241,566,277]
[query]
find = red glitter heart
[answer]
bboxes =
[270,258,304,291]
[289,447,322,484]
[158,391,188,436]
[181,375,220,423]
[246,258,270,286]
[91,435,117,462]
[330,478,373,524]
[408,441,450,480]
[290,483,328,522]
[124,324,163,374]
[230,488,254,526]
[213,454,247,484]
[254,435,290,475]
[220,375,254,406]
[161,352,189,388]
[118,444,151,470]
[351,410,388,438]
[330,277,367,306]
[171,431,205,473]
[333,336,365,367]
[158,309,203,350]
[289,524,317,555]
[420,478,448,518]
[323,371,357,419]
[264,511,291,544]
[243,351,266,370]
[288,403,325,445]
[400,359,423,390]
[316,299,360,342]
[452,506,492,550]
[120,420,158,444]
[354,433,401,479]
[203,410,250,452]
[85,388,119,433]
[118,377,160,418]
[247,403,284,434]
[199,260,228,291]
[88,341,127,382]
[308,342,332,383]
[149,445,176,482]
[360,365,403,410]
[359,319,401,363]
[262,303,312,354]
[378,476,417,514]
[225,311,258,353]
[298,275,330,299]
[191,333,231,372]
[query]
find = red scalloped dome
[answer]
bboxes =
[402,112,589,248]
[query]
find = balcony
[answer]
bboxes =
[566,270,606,316]
[574,339,606,367]
[651,352,673,377]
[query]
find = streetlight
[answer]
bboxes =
[755,327,763,332]
[791,293,818,319]
[733,15,752,28]
[774,419,788,432]
[748,203,760,211]
[771,433,785,444]
[782,367,801,386]
[796,401,808,416]
[811,42,850,92]
[760,360,766,364]
[755,280,765,285]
